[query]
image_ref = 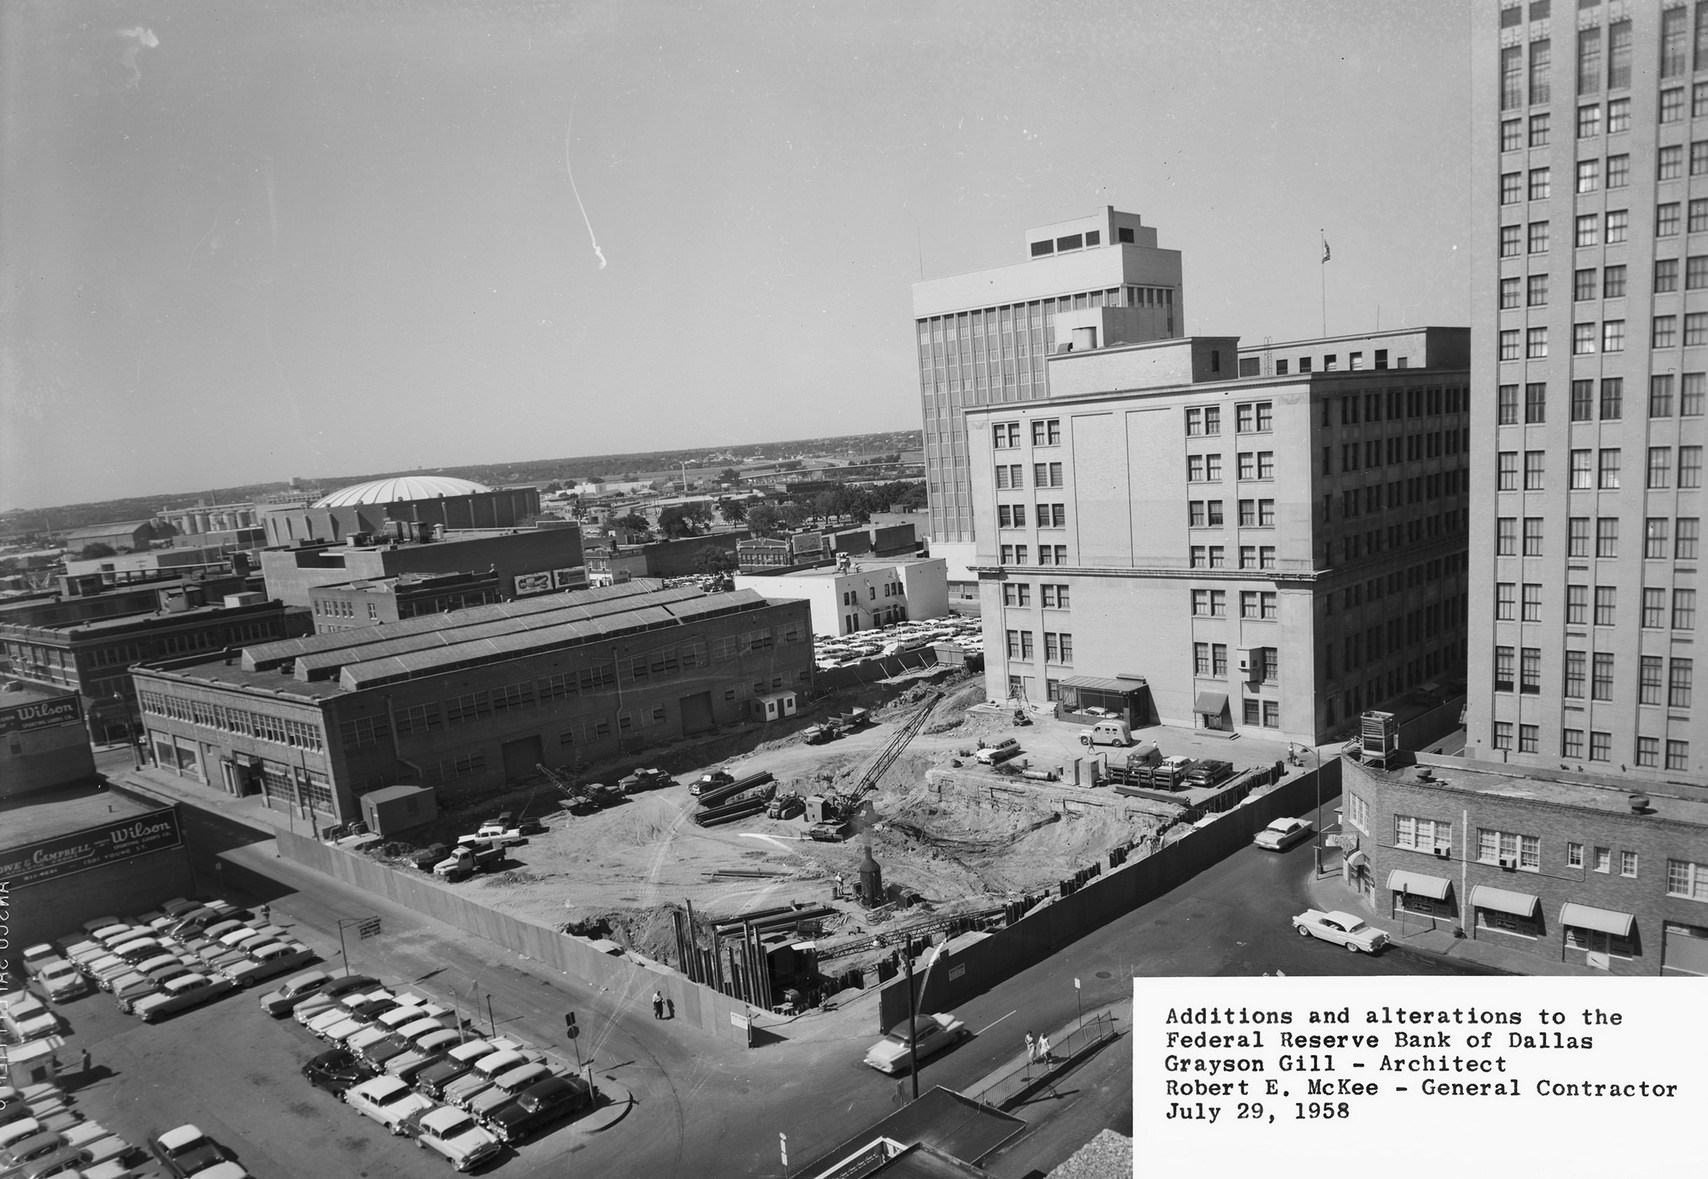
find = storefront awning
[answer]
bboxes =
[1559,903,1634,937]
[1193,691,1228,715]
[1061,675,1146,694]
[1469,885,1539,918]
[1346,850,1369,869]
[1387,870,1451,900]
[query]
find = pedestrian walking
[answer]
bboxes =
[666,998,675,1020]
[1038,1033,1052,1065]
[652,990,664,1020]
[79,1048,91,1075]
[1024,1031,1037,1063]
[260,903,271,923]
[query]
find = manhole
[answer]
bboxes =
[1095,970,1113,979]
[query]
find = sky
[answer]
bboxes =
[0,0,1473,512]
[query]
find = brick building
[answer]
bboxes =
[0,683,96,799]
[130,581,813,822]
[309,571,504,633]
[1342,755,1708,976]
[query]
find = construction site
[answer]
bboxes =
[363,670,1297,1011]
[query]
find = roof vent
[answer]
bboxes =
[1417,767,1435,783]
[1629,793,1651,814]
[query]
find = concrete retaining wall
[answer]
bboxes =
[877,761,1343,1030]
[274,829,754,1045]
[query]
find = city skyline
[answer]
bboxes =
[2,0,1473,511]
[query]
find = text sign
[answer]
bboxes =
[0,807,183,888]
[0,694,83,735]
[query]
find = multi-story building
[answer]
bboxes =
[965,328,1471,743]
[735,557,948,637]
[913,207,1186,599]
[257,474,542,547]
[1469,2,1705,783]
[130,581,813,821]
[308,571,504,632]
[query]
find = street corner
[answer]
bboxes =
[581,1076,635,1132]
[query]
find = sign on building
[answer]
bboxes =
[0,808,183,888]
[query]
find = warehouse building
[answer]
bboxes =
[130,581,813,823]
[309,571,504,632]
[257,474,542,547]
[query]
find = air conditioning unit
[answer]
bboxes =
[1499,858,1517,871]
[1432,846,1450,859]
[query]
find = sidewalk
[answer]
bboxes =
[961,1001,1128,1113]
[1303,857,1606,977]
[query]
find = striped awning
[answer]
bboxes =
[1387,870,1452,900]
[1559,903,1634,937]
[1194,691,1228,715]
[1470,885,1539,918]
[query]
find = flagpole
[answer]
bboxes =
[1320,229,1328,338]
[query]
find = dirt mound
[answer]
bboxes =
[920,676,987,733]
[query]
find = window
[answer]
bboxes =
[1668,741,1691,771]
[1575,213,1600,247]
[1594,847,1612,874]
[1598,448,1621,488]
[1567,842,1584,870]
[1525,382,1546,422]
[1647,517,1670,559]
[1528,166,1551,200]
[1495,581,1515,620]
[1690,313,1708,346]
[1651,375,1676,417]
[1667,860,1708,902]
[1497,384,1519,424]
[1695,140,1708,178]
[1691,256,1708,292]
[1523,451,1545,490]
[1686,375,1706,416]
[1571,449,1593,489]
[1600,377,1622,419]
[1565,650,1587,698]
[1529,220,1550,253]
[1043,631,1073,664]
[1659,202,1682,237]
[1575,159,1598,193]
[1682,446,1704,488]
[1031,418,1061,446]
[993,422,1020,449]
[1663,4,1689,77]
[1477,829,1540,872]
[1679,518,1701,560]
[1034,461,1064,487]
[1656,316,1679,348]
[1494,646,1514,693]
[1493,721,1513,750]
[1606,153,1629,188]
[1002,583,1031,607]
[1649,448,1673,489]
[1596,516,1618,558]
[1565,583,1588,625]
[1498,451,1518,491]
[1662,144,1687,181]
[997,504,1026,528]
[1520,647,1541,694]
[1496,517,1517,556]
[1671,658,1694,709]
[1041,583,1069,608]
[1519,724,1539,754]
[1602,320,1625,352]
[1655,259,1679,294]
[1577,102,1600,137]
[1677,588,1698,631]
[1603,264,1625,297]
[1570,380,1593,421]
[1563,728,1584,758]
[1694,199,1708,233]
[1594,585,1617,626]
[1644,587,1668,629]
[1574,322,1596,354]
[1501,224,1522,257]
[1500,170,1522,205]
[1501,118,1522,152]
[1522,582,1542,621]
[1592,652,1615,701]
[1637,736,1660,767]
[1574,268,1597,301]
[1568,516,1590,557]
[1641,655,1664,705]
[1500,329,1521,361]
[994,464,1023,488]
[1527,327,1548,358]
[1393,815,1453,854]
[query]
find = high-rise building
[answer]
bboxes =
[1469,1,1705,784]
[912,208,1185,601]
[965,329,1471,743]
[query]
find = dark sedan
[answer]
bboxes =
[301,1048,376,1096]
[484,1075,593,1144]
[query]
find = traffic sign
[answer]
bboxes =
[357,917,381,939]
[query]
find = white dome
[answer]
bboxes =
[313,475,492,509]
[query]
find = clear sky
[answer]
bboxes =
[0,0,1472,512]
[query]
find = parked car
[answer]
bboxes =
[132,972,237,1023]
[84,954,135,992]
[1253,816,1315,852]
[442,1049,533,1109]
[415,1039,505,1099]
[149,1123,232,1176]
[485,1075,593,1144]
[354,1017,447,1065]
[619,767,673,793]
[1292,909,1390,954]
[467,1061,552,1119]
[863,1013,968,1074]
[1184,758,1235,787]
[260,970,334,1017]
[383,1028,464,1079]
[301,1048,375,1097]
[223,941,317,989]
[404,1106,502,1172]
[0,992,59,1041]
[343,1076,435,1136]
[409,843,450,872]
[111,972,162,1014]
[290,975,380,1023]
[973,738,1022,766]
[689,770,733,797]
[31,960,91,1003]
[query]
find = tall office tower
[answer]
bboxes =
[912,208,1185,601]
[1470,2,1704,784]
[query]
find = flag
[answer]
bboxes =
[1321,237,1331,264]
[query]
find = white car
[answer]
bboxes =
[259,969,333,1017]
[131,971,237,1022]
[1253,817,1315,852]
[0,991,59,1041]
[406,1106,502,1172]
[32,960,92,1003]
[343,1075,435,1135]
[863,1013,968,1074]
[223,941,316,989]
[1292,909,1390,954]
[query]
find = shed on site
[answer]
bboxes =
[360,784,438,835]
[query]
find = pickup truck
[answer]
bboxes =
[973,738,1023,766]
[433,844,506,881]
[801,719,843,745]
[619,768,673,793]
[808,820,851,842]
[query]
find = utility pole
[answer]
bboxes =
[902,946,920,1102]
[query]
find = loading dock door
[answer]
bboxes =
[501,735,543,783]
[680,691,714,735]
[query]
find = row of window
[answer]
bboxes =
[992,418,1062,448]
[1185,452,1276,482]
[1187,545,1278,570]
[1494,721,1695,771]
[1003,630,1074,664]
[1188,588,1282,621]
[996,503,1067,528]
[1188,499,1276,528]
[1496,574,1705,628]
[840,584,901,605]
[1502,139,1708,205]
[1498,374,1708,422]
[999,582,1070,608]
[1184,402,1273,436]
[1496,515,1704,567]
[1388,810,1660,880]
[993,462,1063,489]
[998,544,1070,567]
[1327,554,1464,616]
[138,688,326,752]
[1496,446,1705,491]
[1495,644,1694,703]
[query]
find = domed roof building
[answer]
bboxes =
[313,475,492,510]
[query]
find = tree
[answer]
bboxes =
[657,505,699,538]
[717,497,748,524]
[76,543,117,559]
[778,503,808,530]
[683,501,715,529]
[717,468,742,486]
[611,511,650,535]
[693,544,738,575]
[746,503,781,537]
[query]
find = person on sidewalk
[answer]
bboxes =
[1024,1031,1037,1064]
[80,1048,91,1075]
[652,990,664,1019]
[260,904,270,923]
[1038,1033,1052,1065]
